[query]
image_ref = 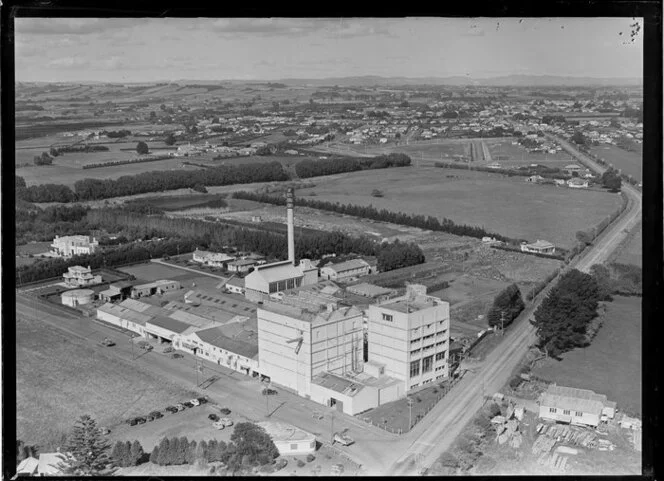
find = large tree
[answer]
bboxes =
[486,283,525,329]
[532,269,600,358]
[136,141,149,155]
[227,423,279,470]
[57,415,116,475]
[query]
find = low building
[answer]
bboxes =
[525,175,545,183]
[538,384,617,427]
[16,456,39,476]
[320,259,371,281]
[225,277,245,295]
[346,283,396,302]
[244,260,306,303]
[96,301,152,336]
[131,279,181,299]
[192,249,235,267]
[63,265,102,288]
[256,422,316,456]
[564,164,583,174]
[51,235,99,257]
[98,281,134,303]
[567,178,589,189]
[520,240,556,255]
[227,259,258,273]
[61,289,95,307]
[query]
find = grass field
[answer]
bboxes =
[385,142,469,160]
[16,316,199,450]
[615,223,642,267]
[590,144,642,182]
[532,295,642,416]
[489,139,573,166]
[118,262,202,283]
[295,167,623,249]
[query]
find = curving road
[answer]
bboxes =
[385,135,643,476]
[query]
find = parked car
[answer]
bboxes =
[190,399,200,406]
[208,413,220,422]
[135,417,147,424]
[146,414,156,422]
[163,346,174,353]
[149,411,163,419]
[197,397,208,404]
[175,403,185,411]
[164,406,177,414]
[126,418,138,426]
[262,388,278,396]
[220,417,233,427]
[213,420,225,430]
[100,338,115,347]
[332,432,354,446]
[183,401,194,408]
[219,407,231,415]
[170,353,183,359]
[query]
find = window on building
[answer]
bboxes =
[269,282,278,294]
[290,443,298,450]
[422,355,433,373]
[411,383,419,389]
[382,313,393,322]
[563,409,571,415]
[410,360,420,378]
[410,349,421,356]
[549,407,557,413]
[287,278,295,290]
[435,352,445,361]
[410,338,421,345]
[576,411,583,417]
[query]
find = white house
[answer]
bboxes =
[538,384,617,427]
[192,249,235,267]
[62,265,102,288]
[257,422,316,456]
[320,259,371,281]
[225,277,245,295]
[567,178,589,189]
[520,240,556,255]
[51,235,99,257]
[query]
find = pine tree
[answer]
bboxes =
[208,440,219,462]
[156,438,170,466]
[149,446,160,464]
[177,437,188,465]
[123,441,132,467]
[185,440,197,465]
[167,437,180,465]
[110,441,126,467]
[56,415,116,475]
[129,440,144,466]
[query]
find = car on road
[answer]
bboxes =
[208,413,220,422]
[333,432,354,446]
[183,401,194,408]
[219,407,231,415]
[197,397,208,404]
[190,399,200,406]
[100,338,115,347]
[262,388,278,396]
[163,346,174,353]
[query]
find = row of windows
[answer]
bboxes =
[382,313,393,322]
[435,352,445,361]
[268,277,302,293]
[549,407,583,417]
[435,365,445,372]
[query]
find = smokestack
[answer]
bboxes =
[286,187,295,264]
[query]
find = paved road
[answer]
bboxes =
[385,135,643,476]
[15,292,395,474]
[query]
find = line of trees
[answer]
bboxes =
[232,191,509,242]
[49,145,110,156]
[377,240,425,272]
[111,440,144,467]
[435,160,570,180]
[532,269,600,358]
[16,202,91,245]
[82,154,173,169]
[294,153,411,178]
[34,152,54,165]
[486,283,525,329]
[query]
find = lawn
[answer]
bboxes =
[16,316,200,450]
[118,262,202,283]
[532,295,641,416]
[615,223,642,267]
[590,144,642,182]
[295,167,623,249]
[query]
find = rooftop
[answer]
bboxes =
[322,258,370,273]
[312,371,366,397]
[380,295,443,314]
[540,384,615,413]
[98,302,152,325]
[257,422,316,443]
[185,289,258,316]
[525,239,555,248]
[147,315,191,334]
[247,260,304,283]
[193,325,258,359]
[346,282,395,298]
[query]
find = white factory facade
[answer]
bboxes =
[51,235,99,257]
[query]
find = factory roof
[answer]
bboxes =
[98,302,152,325]
[133,279,180,290]
[247,260,304,283]
[164,300,242,324]
[260,301,362,323]
[380,295,444,314]
[346,282,395,298]
[321,258,370,273]
[312,372,366,397]
[193,326,258,359]
[185,289,258,316]
[146,316,191,334]
[257,422,315,443]
[540,384,616,414]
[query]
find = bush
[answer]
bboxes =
[509,377,522,389]
[275,459,288,471]
[306,454,315,463]
[137,141,149,155]
[296,459,306,468]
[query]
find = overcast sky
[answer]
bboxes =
[15,17,643,82]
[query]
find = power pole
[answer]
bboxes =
[130,334,135,360]
[331,411,335,443]
[407,397,414,431]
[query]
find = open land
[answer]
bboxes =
[532,295,641,416]
[614,222,642,267]
[589,144,642,182]
[118,262,205,284]
[16,316,200,450]
[291,167,622,249]
[487,139,573,166]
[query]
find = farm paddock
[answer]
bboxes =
[589,144,642,182]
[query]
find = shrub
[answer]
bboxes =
[297,459,306,468]
[275,459,288,471]
[306,454,315,463]
[509,377,522,389]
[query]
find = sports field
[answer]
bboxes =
[532,295,641,416]
[16,316,198,450]
[295,167,623,249]
[488,139,573,166]
[589,144,642,182]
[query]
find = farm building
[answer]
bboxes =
[192,249,235,267]
[226,258,259,273]
[320,259,371,281]
[225,277,245,295]
[62,265,102,288]
[61,289,95,307]
[567,178,589,189]
[520,240,556,255]
[98,280,134,303]
[131,279,181,299]
[256,422,316,456]
[367,284,451,392]
[244,260,318,303]
[51,235,99,257]
[538,384,617,427]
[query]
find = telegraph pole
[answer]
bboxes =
[130,334,135,360]
[407,397,414,431]
[330,411,335,443]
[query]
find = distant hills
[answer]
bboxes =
[18,74,642,88]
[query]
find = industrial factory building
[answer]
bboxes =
[51,234,99,257]
[367,284,451,392]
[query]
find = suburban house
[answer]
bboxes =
[520,240,556,255]
[51,235,99,257]
[563,163,583,174]
[538,384,617,427]
[320,259,371,281]
[192,249,235,267]
[62,265,102,288]
[525,175,545,183]
[567,178,589,189]
[225,277,245,295]
[257,422,316,456]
